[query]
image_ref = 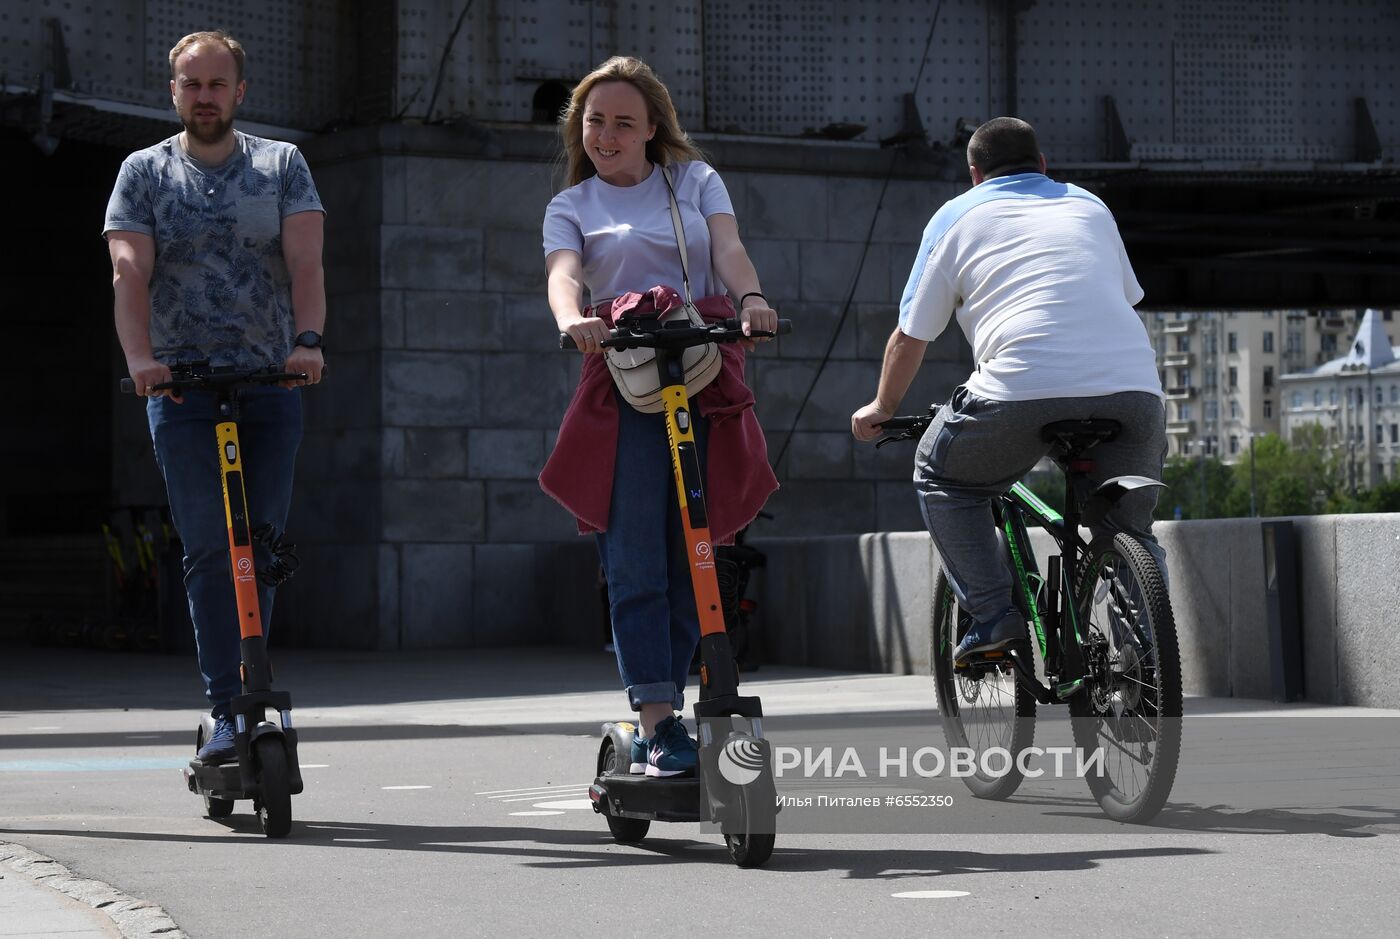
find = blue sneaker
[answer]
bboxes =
[953,609,1027,666]
[197,711,236,765]
[628,730,649,774]
[646,715,698,778]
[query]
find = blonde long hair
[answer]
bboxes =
[559,56,705,187]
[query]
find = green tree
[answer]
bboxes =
[1232,427,1341,517]
[1160,454,1235,519]
[1328,477,1400,514]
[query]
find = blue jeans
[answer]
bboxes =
[596,392,709,713]
[147,387,302,710]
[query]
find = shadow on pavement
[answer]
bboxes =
[1008,792,1399,838]
[0,821,1215,875]
[0,643,835,711]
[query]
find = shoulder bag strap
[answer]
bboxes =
[659,164,694,306]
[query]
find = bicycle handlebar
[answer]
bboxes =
[558,316,792,351]
[119,364,314,395]
[874,410,936,448]
[877,415,930,431]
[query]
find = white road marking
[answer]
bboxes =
[332,838,388,843]
[300,763,330,769]
[497,789,591,802]
[531,798,594,810]
[891,890,970,899]
[510,810,565,817]
[475,783,592,796]
[28,726,62,731]
[381,785,432,790]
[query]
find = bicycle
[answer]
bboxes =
[877,410,1183,823]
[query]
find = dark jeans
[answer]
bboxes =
[596,391,709,713]
[147,387,302,710]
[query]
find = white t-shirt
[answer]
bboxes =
[898,173,1163,402]
[543,160,734,302]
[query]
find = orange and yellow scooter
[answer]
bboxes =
[562,313,790,868]
[123,362,306,837]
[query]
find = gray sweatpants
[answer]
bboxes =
[913,386,1168,624]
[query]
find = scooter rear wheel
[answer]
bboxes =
[254,736,293,838]
[598,739,650,844]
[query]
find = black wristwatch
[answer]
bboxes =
[294,330,323,350]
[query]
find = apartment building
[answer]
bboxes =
[1142,310,1362,462]
[1279,309,1400,489]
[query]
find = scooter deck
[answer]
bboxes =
[591,771,701,822]
[184,759,246,800]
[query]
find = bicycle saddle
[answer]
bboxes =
[1040,418,1121,456]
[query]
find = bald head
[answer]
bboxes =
[967,117,1043,181]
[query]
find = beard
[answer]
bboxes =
[180,108,235,145]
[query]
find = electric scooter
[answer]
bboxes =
[121,363,307,838]
[561,314,790,868]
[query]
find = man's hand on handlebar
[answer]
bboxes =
[851,400,894,442]
[559,312,611,355]
[284,346,325,388]
[126,355,180,402]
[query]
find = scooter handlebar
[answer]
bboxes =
[118,367,320,394]
[558,317,792,350]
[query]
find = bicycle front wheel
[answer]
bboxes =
[931,568,1036,800]
[1069,533,1183,823]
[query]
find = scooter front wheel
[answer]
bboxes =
[254,736,293,838]
[722,770,775,868]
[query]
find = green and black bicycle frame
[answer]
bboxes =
[992,477,1092,705]
[992,455,1166,706]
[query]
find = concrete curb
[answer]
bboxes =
[0,842,185,939]
[751,513,1400,709]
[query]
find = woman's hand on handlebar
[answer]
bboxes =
[126,355,180,402]
[738,301,778,352]
[851,399,893,442]
[559,312,611,355]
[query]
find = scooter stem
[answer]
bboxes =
[656,348,739,701]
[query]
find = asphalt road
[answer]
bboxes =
[2,644,1397,937]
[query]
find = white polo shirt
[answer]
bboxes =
[898,173,1163,402]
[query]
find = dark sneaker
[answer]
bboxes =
[629,730,649,774]
[645,715,698,778]
[197,712,236,764]
[953,609,1027,666]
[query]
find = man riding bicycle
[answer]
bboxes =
[851,116,1167,666]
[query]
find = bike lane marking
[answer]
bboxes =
[891,890,971,899]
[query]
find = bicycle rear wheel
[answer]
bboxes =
[931,569,1036,800]
[1069,533,1182,823]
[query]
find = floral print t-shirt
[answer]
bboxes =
[103,130,324,370]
